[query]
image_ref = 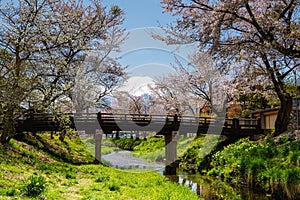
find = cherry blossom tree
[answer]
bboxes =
[231,66,278,111]
[160,0,300,135]
[72,25,127,113]
[150,51,227,117]
[150,71,204,116]
[0,0,125,143]
[110,91,159,115]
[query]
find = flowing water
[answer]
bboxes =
[103,151,275,200]
[102,150,164,170]
[166,172,275,200]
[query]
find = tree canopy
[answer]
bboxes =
[160,0,300,135]
[0,0,126,143]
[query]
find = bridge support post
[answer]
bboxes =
[116,131,120,139]
[233,118,239,129]
[94,129,103,164]
[164,131,178,175]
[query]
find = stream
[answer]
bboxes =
[102,150,164,170]
[103,151,274,200]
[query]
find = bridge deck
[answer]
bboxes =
[94,113,261,137]
[0,112,262,137]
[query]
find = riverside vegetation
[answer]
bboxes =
[110,134,300,199]
[207,137,300,199]
[0,132,199,199]
[108,136,195,163]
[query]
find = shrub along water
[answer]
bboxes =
[110,136,196,163]
[109,137,143,150]
[207,137,300,199]
[108,134,300,199]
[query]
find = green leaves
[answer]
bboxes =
[0,0,126,143]
[208,137,300,199]
[21,175,47,197]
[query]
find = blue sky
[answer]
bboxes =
[6,0,192,80]
[101,0,197,95]
[99,1,182,81]
[8,0,195,95]
[103,0,174,29]
[8,0,174,28]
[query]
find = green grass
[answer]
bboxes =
[207,137,300,199]
[109,137,143,151]
[173,134,222,172]
[172,134,300,199]
[110,136,197,163]
[80,137,118,156]
[0,133,199,199]
[78,133,300,199]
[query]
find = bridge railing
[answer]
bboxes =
[29,113,55,121]
[73,113,97,122]
[224,118,260,130]
[5,112,261,134]
[97,113,213,124]
[97,113,260,129]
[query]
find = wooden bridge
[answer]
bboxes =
[0,112,262,136]
[0,112,263,175]
[95,113,262,137]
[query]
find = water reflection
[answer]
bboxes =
[166,172,275,200]
[102,150,276,199]
[102,150,164,171]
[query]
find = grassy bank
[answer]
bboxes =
[207,137,300,199]
[0,133,199,199]
[180,135,300,199]
[81,136,118,156]
[110,134,300,199]
[109,136,195,163]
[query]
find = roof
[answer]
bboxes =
[251,107,279,117]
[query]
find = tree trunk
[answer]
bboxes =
[59,129,66,141]
[262,58,293,136]
[0,105,16,144]
[274,95,293,136]
[0,129,9,144]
